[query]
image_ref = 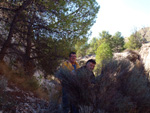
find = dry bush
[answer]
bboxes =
[56,68,95,105]
[38,83,62,113]
[57,59,150,113]
[56,68,105,113]
[97,59,150,113]
[0,77,16,111]
[79,105,105,113]
[0,62,13,77]
[0,76,7,106]
[0,62,50,100]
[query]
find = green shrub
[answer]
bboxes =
[95,42,113,76]
[24,77,40,90]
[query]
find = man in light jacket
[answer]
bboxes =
[61,52,80,113]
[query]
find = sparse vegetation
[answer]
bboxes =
[0,76,7,107]
[0,0,150,112]
[57,59,150,113]
[0,62,49,100]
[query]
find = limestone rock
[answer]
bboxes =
[139,43,150,75]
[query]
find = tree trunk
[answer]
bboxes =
[0,0,33,61]
[24,10,35,76]
[0,13,17,61]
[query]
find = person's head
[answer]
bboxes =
[86,59,96,71]
[69,52,77,64]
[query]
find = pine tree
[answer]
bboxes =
[95,42,113,75]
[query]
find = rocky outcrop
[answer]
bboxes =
[77,55,96,66]
[138,27,150,41]
[0,80,48,113]
[113,50,140,63]
[114,43,150,77]
[77,43,150,77]
[139,43,150,75]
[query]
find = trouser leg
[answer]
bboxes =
[62,87,70,113]
[71,104,79,113]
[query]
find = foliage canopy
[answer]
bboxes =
[0,0,100,75]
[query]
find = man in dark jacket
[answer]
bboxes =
[71,59,96,113]
[77,59,96,83]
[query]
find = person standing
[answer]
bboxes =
[77,59,96,83]
[61,52,80,113]
[62,52,80,72]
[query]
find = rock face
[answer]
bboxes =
[0,81,49,113]
[138,27,150,41]
[77,55,96,66]
[114,43,150,76]
[139,43,150,75]
[77,43,150,77]
[113,50,140,63]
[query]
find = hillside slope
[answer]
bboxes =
[138,27,150,41]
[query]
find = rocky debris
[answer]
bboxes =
[33,70,61,96]
[1,83,49,113]
[77,55,96,66]
[113,51,130,60]
[138,27,150,41]
[113,50,140,63]
[139,43,150,76]
[113,44,150,77]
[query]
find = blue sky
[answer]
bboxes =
[89,0,150,40]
